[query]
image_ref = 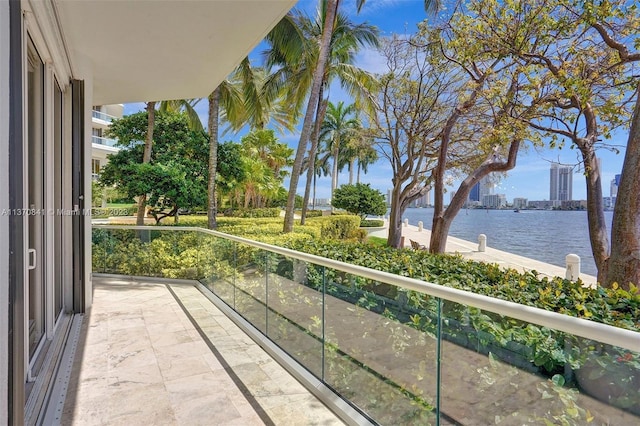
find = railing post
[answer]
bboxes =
[418,221,423,232]
[403,218,409,227]
[478,234,486,252]
[565,254,580,281]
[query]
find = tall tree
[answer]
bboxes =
[287,9,379,222]
[136,101,156,226]
[207,58,292,229]
[467,0,640,281]
[102,111,209,224]
[279,0,440,232]
[607,85,640,290]
[320,101,360,203]
[369,36,446,248]
[282,0,338,232]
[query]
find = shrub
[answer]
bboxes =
[305,215,361,240]
[295,209,323,218]
[223,207,280,218]
[332,183,386,220]
[360,219,384,227]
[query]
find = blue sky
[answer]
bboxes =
[123,0,628,203]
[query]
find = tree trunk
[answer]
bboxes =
[430,141,520,253]
[387,187,405,248]
[349,159,355,184]
[605,88,640,290]
[207,87,220,230]
[301,94,327,225]
[136,101,156,226]
[357,164,361,183]
[331,142,340,209]
[283,0,338,233]
[581,147,609,282]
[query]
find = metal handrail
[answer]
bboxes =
[93,224,640,352]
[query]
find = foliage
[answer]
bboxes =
[215,141,246,198]
[234,129,294,208]
[332,183,386,220]
[296,209,323,218]
[100,111,209,224]
[91,181,103,207]
[222,207,280,218]
[360,219,384,227]
[452,0,640,280]
[285,239,640,333]
[305,215,362,240]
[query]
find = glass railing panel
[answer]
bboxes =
[264,253,324,378]
[438,300,640,425]
[146,229,201,279]
[91,228,206,278]
[91,136,118,147]
[199,233,237,307]
[233,242,267,333]
[92,227,149,275]
[92,110,115,122]
[323,269,438,424]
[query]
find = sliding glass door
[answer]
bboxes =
[26,38,45,361]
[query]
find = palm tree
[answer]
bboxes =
[206,82,243,229]
[266,3,380,227]
[338,126,377,184]
[280,0,338,232]
[320,101,359,203]
[158,99,204,132]
[302,144,331,210]
[355,142,377,183]
[207,57,296,229]
[278,0,441,232]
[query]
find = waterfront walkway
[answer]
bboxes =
[368,219,597,286]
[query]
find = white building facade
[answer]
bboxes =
[550,162,573,201]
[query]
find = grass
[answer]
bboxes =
[367,236,388,247]
[106,203,136,208]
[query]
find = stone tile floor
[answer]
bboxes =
[61,276,344,425]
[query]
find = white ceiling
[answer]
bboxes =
[56,0,296,105]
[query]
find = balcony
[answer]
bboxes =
[91,135,119,148]
[92,110,118,123]
[60,276,343,425]
[72,225,639,425]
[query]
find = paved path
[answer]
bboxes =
[367,219,597,286]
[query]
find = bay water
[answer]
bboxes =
[401,208,614,277]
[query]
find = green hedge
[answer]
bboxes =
[222,207,280,218]
[305,215,362,240]
[295,209,324,218]
[285,239,639,333]
[360,219,384,227]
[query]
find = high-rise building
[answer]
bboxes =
[468,175,493,204]
[550,162,573,201]
[482,194,506,208]
[610,174,621,198]
[469,182,480,202]
[513,198,528,209]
